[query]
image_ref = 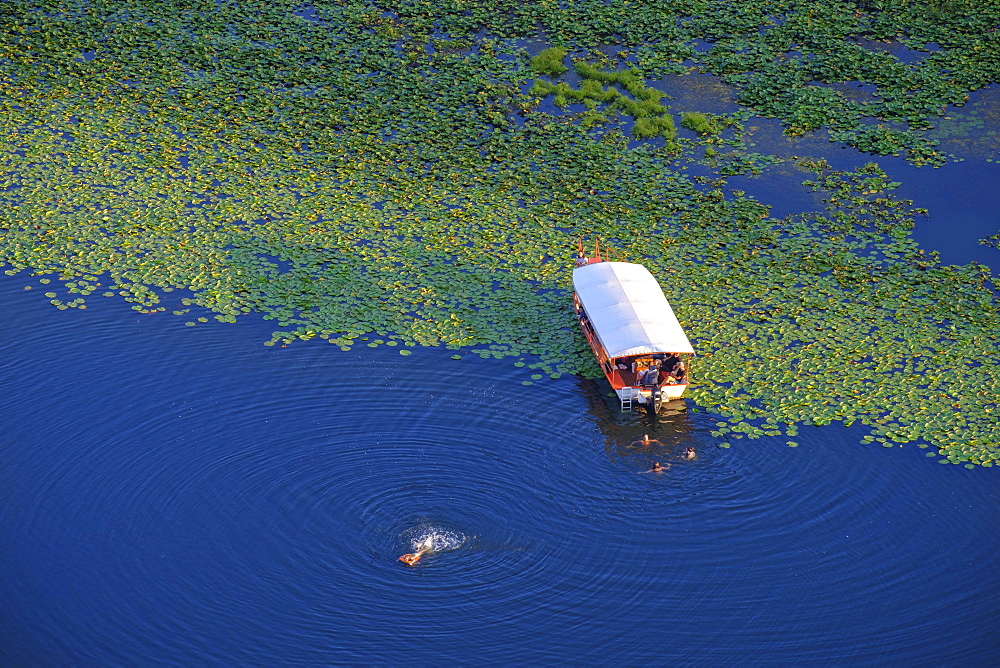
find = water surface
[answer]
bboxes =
[1,277,997,664]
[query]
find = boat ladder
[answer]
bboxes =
[620,387,638,411]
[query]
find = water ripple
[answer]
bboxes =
[2,281,998,665]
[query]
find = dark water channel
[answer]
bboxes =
[2,270,998,664]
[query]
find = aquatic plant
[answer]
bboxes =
[580,110,610,128]
[573,62,644,92]
[680,112,721,136]
[1,1,998,467]
[531,46,569,76]
[633,115,677,140]
[530,58,675,134]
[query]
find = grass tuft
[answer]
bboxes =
[531,47,568,76]
[633,114,676,139]
[680,111,721,135]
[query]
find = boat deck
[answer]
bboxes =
[613,367,638,387]
[611,364,687,391]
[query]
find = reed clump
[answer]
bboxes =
[581,110,609,128]
[633,114,676,140]
[573,62,642,89]
[612,92,667,118]
[530,47,569,76]
[531,58,676,137]
[680,111,721,135]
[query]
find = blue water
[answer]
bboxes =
[727,149,1000,275]
[1,274,998,665]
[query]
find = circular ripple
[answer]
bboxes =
[2,281,998,665]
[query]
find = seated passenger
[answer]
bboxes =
[661,353,681,373]
[671,363,687,383]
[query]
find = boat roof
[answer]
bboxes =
[573,261,695,358]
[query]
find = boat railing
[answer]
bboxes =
[577,237,626,264]
[577,313,615,375]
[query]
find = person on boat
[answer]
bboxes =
[661,353,681,373]
[681,447,696,460]
[575,250,588,266]
[671,363,687,383]
[642,461,669,474]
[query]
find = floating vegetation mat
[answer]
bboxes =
[1,1,998,466]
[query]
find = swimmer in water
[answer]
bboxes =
[399,537,434,566]
[634,433,662,448]
[642,461,669,474]
[398,548,427,566]
[682,447,696,460]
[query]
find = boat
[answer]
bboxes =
[572,241,695,412]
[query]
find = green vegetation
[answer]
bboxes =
[530,46,569,76]
[0,0,998,466]
[680,112,721,136]
[632,114,676,140]
[530,59,677,138]
[573,62,644,90]
[383,0,999,165]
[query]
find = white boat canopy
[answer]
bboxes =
[573,261,695,358]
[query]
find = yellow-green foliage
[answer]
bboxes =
[573,62,664,105]
[680,111,721,135]
[578,79,618,103]
[553,82,574,107]
[533,60,673,130]
[580,110,609,128]
[529,79,556,96]
[612,93,667,118]
[574,62,641,87]
[0,0,998,468]
[530,47,568,76]
[633,114,677,139]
